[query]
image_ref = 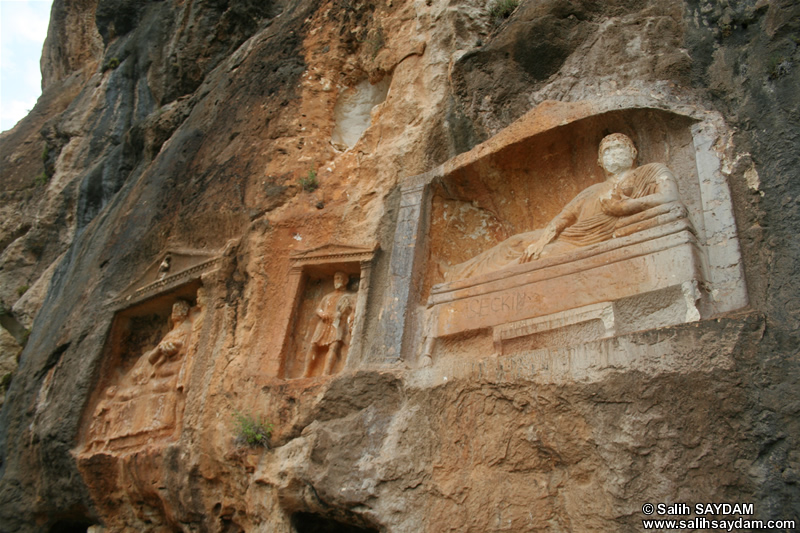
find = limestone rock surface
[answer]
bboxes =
[0,0,799,531]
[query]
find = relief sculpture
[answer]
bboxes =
[444,134,685,281]
[85,291,206,452]
[425,132,707,358]
[277,243,376,379]
[302,272,355,377]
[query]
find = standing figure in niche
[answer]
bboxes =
[150,290,206,393]
[303,272,355,377]
[115,299,194,400]
[443,133,683,282]
[85,297,204,451]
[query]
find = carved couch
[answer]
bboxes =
[425,202,705,355]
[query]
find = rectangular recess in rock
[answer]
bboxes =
[78,282,207,455]
[385,99,747,365]
[277,243,376,379]
[77,244,231,455]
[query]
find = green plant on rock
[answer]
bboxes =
[232,411,273,448]
[16,285,29,297]
[299,168,319,192]
[489,0,519,21]
[767,54,789,79]
[1,373,12,394]
[34,171,49,186]
[103,57,120,72]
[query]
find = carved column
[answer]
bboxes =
[274,265,306,378]
[345,258,373,371]
[379,167,441,365]
[691,122,748,314]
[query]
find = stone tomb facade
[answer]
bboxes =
[382,100,747,364]
[278,244,376,379]
[78,246,226,455]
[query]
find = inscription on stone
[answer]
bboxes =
[466,291,539,318]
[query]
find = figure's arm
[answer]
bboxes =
[520,197,580,263]
[146,346,163,366]
[316,297,333,323]
[316,308,330,322]
[600,169,680,216]
[147,337,183,365]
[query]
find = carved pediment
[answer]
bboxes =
[110,242,234,309]
[290,243,377,267]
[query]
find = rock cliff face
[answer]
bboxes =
[0,0,798,531]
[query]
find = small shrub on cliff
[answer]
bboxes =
[233,411,273,448]
[768,54,790,79]
[1,373,12,394]
[16,285,29,297]
[489,0,519,22]
[299,168,319,192]
[103,57,120,72]
[34,171,49,186]
[20,329,30,347]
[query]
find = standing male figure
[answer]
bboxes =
[303,272,355,377]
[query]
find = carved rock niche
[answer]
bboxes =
[280,244,375,379]
[77,247,225,456]
[412,105,746,361]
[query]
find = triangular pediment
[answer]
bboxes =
[110,245,229,309]
[290,242,377,265]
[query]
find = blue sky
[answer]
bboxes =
[0,0,53,132]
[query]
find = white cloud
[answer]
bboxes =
[0,96,37,129]
[0,1,51,44]
[0,0,53,132]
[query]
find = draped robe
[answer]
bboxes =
[445,163,674,282]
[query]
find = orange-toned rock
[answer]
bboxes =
[0,0,798,531]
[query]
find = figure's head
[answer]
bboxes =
[333,271,349,290]
[598,134,637,175]
[171,300,191,323]
[195,287,207,309]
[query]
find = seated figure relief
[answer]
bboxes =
[85,292,205,452]
[303,271,355,377]
[444,134,685,282]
